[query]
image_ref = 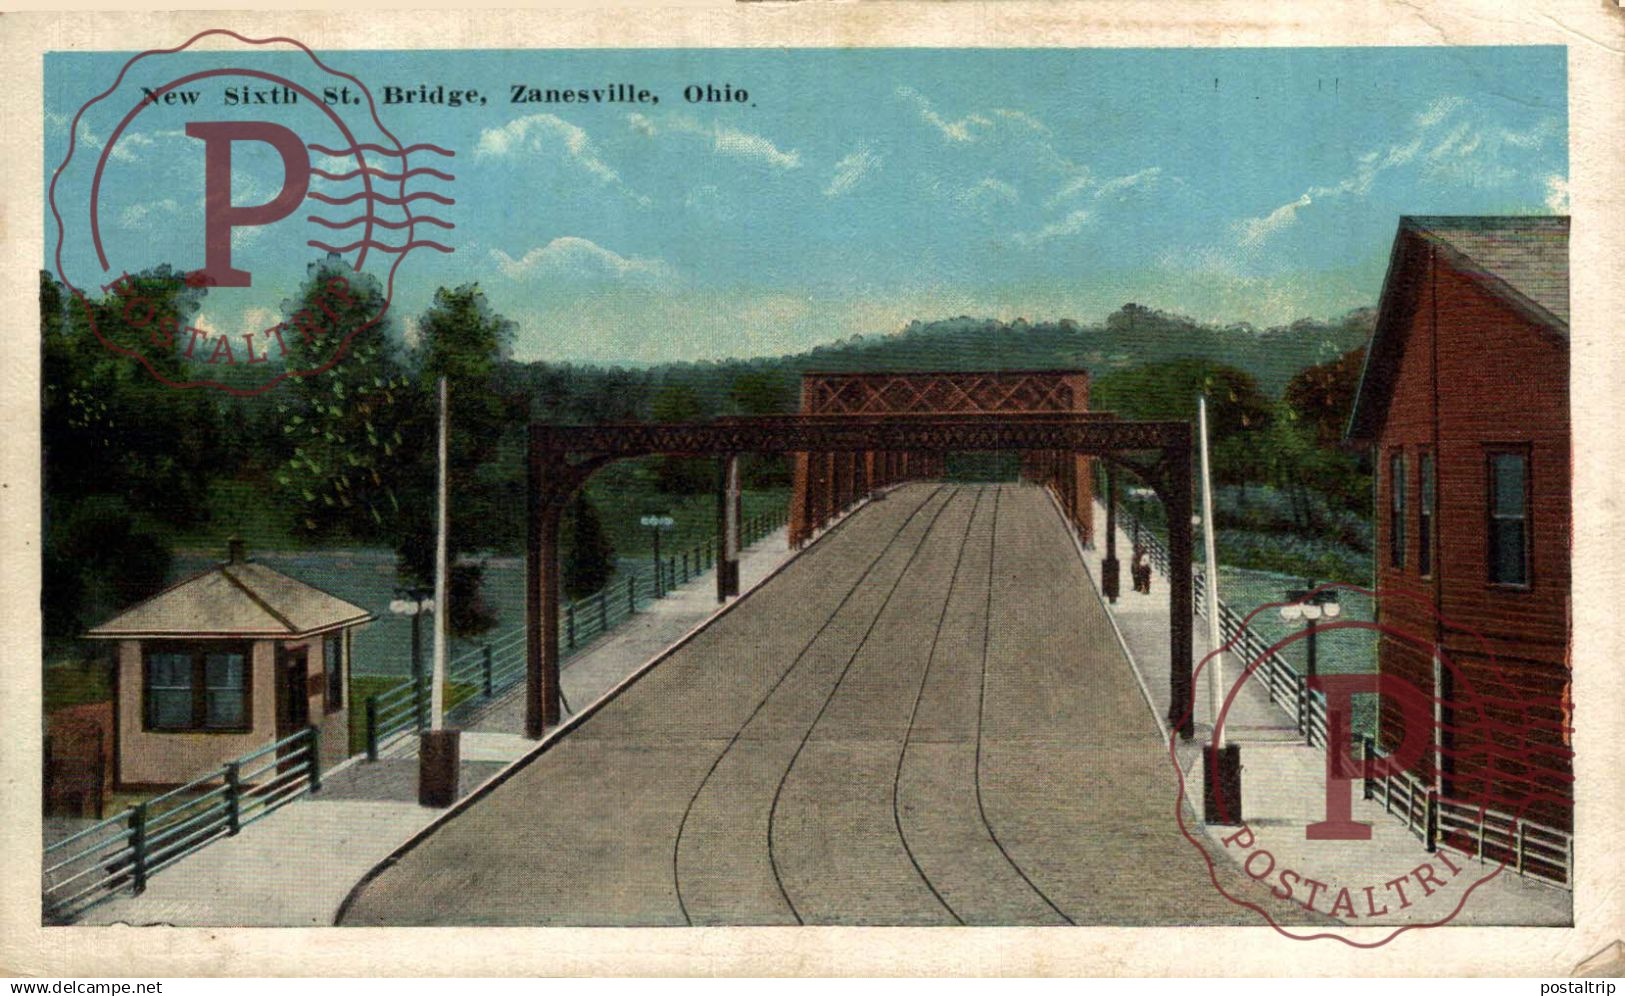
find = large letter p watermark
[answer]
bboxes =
[185,121,311,288]
[1307,673,1432,841]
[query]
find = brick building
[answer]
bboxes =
[1346,215,1570,832]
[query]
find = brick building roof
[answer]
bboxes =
[1346,215,1569,443]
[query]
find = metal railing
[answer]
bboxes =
[1362,738,1573,888]
[362,505,790,754]
[42,726,321,924]
[1120,507,1573,890]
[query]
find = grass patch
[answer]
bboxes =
[347,674,480,756]
[44,652,113,714]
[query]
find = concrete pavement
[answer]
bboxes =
[338,483,1331,927]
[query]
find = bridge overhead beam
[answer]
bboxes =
[524,415,1195,740]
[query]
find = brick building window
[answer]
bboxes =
[1418,450,1436,577]
[1488,449,1531,587]
[143,641,252,732]
[1389,449,1406,569]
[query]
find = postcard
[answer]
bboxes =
[3,1,1622,978]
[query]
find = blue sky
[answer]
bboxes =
[46,46,1566,365]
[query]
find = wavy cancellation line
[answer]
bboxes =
[306,141,456,158]
[309,190,455,207]
[306,215,455,231]
[311,166,458,183]
[305,238,455,255]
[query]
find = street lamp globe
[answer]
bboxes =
[1279,603,1302,622]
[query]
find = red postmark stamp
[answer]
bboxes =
[48,29,455,396]
[1171,582,1573,946]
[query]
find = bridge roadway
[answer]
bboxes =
[339,483,1324,926]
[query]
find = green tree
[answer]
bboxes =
[1285,346,1366,447]
[561,494,616,599]
[273,257,410,541]
[395,284,524,637]
[650,382,713,495]
[42,269,217,640]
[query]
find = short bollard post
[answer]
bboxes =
[224,761,242,835]
[1295,675,1308,737]
[308,725,322,794]
[1424,790,1438,852]
[1362,736,1375,800]
[482,644,494,697]
[366,697,380,762]
[129,803,148,895]
[418,729,460,809]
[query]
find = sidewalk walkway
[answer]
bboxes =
[462,524,797,734]
[1070,497,1569,928]
[77,523,802,926]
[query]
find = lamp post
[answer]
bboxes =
[389,586,434,733]
[1280,580,1342,679]
[642,514,675,597]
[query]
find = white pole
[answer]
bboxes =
[1198,394,1224,741]
[430,376,449,731]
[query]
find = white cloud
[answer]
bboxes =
[955,177,1019,213]
[476,114,616,179]
[1544,174,1570,213]
[189,311,220,337]
[1093,166,1164,201]
[231,225,266,250]
[240,307,278,335]
[474,114,650,204]
[1234,98,1460,249]
[1016,208,1092,245]
[1414,95,1466,129]
[119,198,180,228]
[825,146,882,197]
[638,114,801,171]
[710,124,800,170]
[1045,172,1095,208]
[991,109,1051,135]
[1236,193,1312,249]
[490,237,675,287]
[895,86,992,143]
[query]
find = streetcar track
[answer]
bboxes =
[671,483,952,925]
[973,485,1077,925]
[763,486,966,924]
[888,486,986,925]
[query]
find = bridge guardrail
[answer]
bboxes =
[363,504,789,754]
[1116,507,1571,890]
[43,726,321,924]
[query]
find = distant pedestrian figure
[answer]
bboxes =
[1132,545,1152,594]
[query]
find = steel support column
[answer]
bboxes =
[1165,444,1195,740]
[1103,461,1120,603]
[525,428,564,739]
[717,453,741,602]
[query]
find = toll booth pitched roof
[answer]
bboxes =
[1345,215,1569,443]
[86,560,372,640]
